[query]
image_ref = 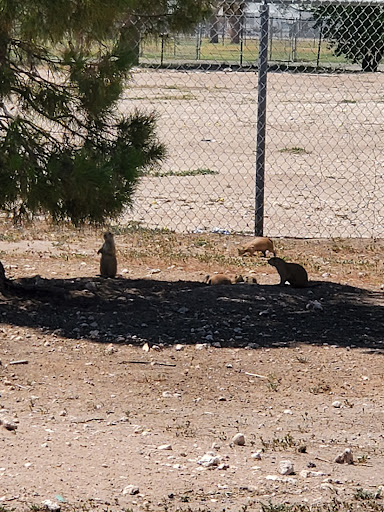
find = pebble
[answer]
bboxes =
[335,448,354,464]
[104,344,118,355]
[300,470,326,478]
[306,300,323,311]
[251,451,262,460]
[197,452,221,467]
[0,419,18,431]
[158,444,172,451]
[232,433,245,446]
[332,401,342,408]
[279,460,295,475]
[42,500,60,511]
[122,485,139,495]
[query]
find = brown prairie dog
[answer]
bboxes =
[238,237,275,257]
[204,274,232,285]
[235,275,257,284]
[268,257,308,288]
[98,232,117,278]
[205,274,257,285]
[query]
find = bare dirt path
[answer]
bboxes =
[0,225,383,511]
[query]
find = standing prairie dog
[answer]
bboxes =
[98,232,117,278]
[238,237,275,257]
[268,257,308,288]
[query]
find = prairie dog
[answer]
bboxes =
[98,232,117,278]
[268,257,308,288]
[204,274,232,285]
[205,274,257,285]
[238,237,275,257]
[235,274,257,284]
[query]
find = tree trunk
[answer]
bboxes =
[0,260,6,293]
[228,14,241,44]
[209,13,219,43]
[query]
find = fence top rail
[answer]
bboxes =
[247,0,384,5]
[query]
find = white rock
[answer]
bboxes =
[104,343,117,355]
[175,344,184,351]
[158,444,172,451]
[306,300,323,311]
[251,451,262,460]
[197,452,221,467]
[122,485,139,495]
[300,470,326,478]
[332,401,342,408]
[0,419,17,431]
[335,448,353,464]
[42,500,60,511]
[232,433,245,446]
[279,460,295,475]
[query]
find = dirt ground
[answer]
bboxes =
[0,223,384,512]
[123,69,384,238]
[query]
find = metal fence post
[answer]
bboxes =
[255,1,269,237]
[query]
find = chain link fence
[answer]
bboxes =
[122,1,384,238]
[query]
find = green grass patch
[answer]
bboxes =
[151,168,218,178]
[279,147,310,155]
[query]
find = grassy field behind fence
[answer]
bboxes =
[140,37,348,67]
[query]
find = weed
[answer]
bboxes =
[309,382,331,394]
[279,147,310,155]
[266,373,280,392]
[296,355,308,363]
[356,454,369,464]
[151,168,218,178]
[260,433,298,450]
[354,488,381,500]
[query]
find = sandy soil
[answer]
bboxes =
[123,69,384,238]
[0,225,383,511]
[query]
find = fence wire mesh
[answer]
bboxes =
[123,1,384,238]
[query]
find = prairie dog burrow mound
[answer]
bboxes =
[268,257,308,288]
[238,237,276,257]
[98,232,117,278]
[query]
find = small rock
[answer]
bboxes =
[197,452,221,467]
[0,419,17,431]
[42,500,60,511]
[217,463,229,470]
[122,485,139,495]
[332,401,342,408]
[335,448,354,464]
[175,344,184,351]
[306,300,323,311]
[158,444,172,451]
[232,433,246,446]
[279,460,295,475]
[300,470,326,478]
[251,451,262,460]
[142,343,150,352]
[105,343,118,355]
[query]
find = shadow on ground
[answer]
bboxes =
[1,276,383,349]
